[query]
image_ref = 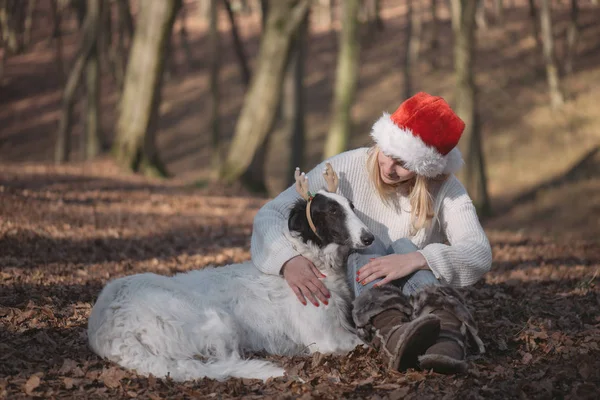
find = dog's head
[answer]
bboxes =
[288,191,374,250]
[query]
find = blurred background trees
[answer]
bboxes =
[1,0,600,218]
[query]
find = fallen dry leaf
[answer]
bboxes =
[23,375,41,396]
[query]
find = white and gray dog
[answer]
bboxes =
[87,165,374,381]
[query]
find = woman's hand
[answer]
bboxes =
[357,252,429,287]
[282,255,331,306]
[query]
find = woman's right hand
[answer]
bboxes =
[281,255,331,306]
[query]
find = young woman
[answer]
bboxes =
[250,92,492,374]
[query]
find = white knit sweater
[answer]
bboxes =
[250,148,492,286]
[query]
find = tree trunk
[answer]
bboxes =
[112,0,181,176]
[115,0,134,40]
[564,0,578,75]
[223,0,251,86]
[54,0,101,163]
[404,0,422,100]
[475,0,487,30]
[429,0,439,69]
[323,0,360,158]
[82,0,102,160]
[239,0,270,193]
[493,0,503,23]
[451,0,491,216]
[179,2,195,70]
[23,0,36,47]
[363,0,383,32]
[539,0,564,108]
[209,0,222,176]
[527,0,543,54]
[49,0,65,80]
[286,12,308,186]
[220,0,310,183]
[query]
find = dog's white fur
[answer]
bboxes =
[88,192,369,382]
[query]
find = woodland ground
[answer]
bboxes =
[1,0,599,399]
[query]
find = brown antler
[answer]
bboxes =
[294,167,311,200]
[323,162,339,193]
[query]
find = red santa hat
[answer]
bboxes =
[370,92,465,178]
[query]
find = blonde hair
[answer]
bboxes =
[367,146,436,233]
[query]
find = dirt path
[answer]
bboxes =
[1,162,598,399]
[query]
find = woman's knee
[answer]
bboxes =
[401,270,439,297]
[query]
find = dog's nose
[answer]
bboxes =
[360,230,375,246]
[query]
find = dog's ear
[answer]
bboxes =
[288,200,307,234]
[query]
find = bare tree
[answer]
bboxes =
[527,0,543,53]
[209,0,222,175]
[493,0,503,23]
[23,0,36,47]
[475,0,488,30]
[323,0,360,158]
[82,0,103,160]
[220,0,311,183]
[564,0,579,75]
[539,0,564,108]
[451,0,491,215]
[178,2,195,70]
[55,0,102,163]
[363,0,383,33]
[112,0,181,176]
[49,0,66,80]
[404,0,422,100]
[428,0,439,69]
[286,12,308,185]
[223,0,251,85]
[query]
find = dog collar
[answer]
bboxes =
[305,194,321,240]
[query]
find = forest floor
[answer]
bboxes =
[1,161,599,399]
[1,0,600,398]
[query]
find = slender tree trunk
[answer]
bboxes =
[451,0,490,215]
[286,12,308,185]
[179,2,194,69]
[363,0,383,32]
[83,0,102,160]
[209,0,222,176]
[528,0,543,54]
[240,0,270,193]
[223,0,251,86]
[112,0,181,176]
[0,0,18,53]
[475,0,487,30]
[49,0,65,80]
[323,0,360,158]
[493,0,503,23]
[115,0,134,40]
[429,0,439,69]
[404,0,422,100]
[23,0,36,47]
[539,0,564,108]
[54,0,101,163]
[220,0,310,183]
[564,0,578,75]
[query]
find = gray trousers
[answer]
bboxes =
[347,237,439,298]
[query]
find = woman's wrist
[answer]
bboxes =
[411,251,429,272]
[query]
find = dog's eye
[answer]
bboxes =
[349,202,355,210]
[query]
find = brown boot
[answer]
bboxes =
[411,286,485,374]
[352,285,441,371]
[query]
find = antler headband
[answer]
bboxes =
[294,163,339,239]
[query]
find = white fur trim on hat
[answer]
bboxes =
[370,113,464,177]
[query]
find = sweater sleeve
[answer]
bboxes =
[417,179,493,286]
[250,152,359,275]
[250,184,302,275]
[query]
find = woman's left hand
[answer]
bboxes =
[357,252,429,287]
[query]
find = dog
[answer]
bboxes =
[87,165,375,381]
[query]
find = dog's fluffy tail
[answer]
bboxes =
[122,354,285,382]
